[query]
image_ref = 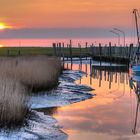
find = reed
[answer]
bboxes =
[0,75,29,127]
[0,56,62,127]
[16,56,62,91]
[0,56,62,92]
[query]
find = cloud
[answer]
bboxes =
[0,28,131,39]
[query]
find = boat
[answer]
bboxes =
[132,9,140,74]
[130,9,140,132]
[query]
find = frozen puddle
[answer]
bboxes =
[0,70,94,140]
[0,111,67,140]
[30,70,94,109]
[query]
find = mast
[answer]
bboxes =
[133,9,140,45]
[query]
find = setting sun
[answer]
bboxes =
[0,23,12,30]
[0,23,7,30]
[0,44,4,47]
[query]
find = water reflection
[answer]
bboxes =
[91,66,128,100]
[129,75,140,135]
[53,60,140,140]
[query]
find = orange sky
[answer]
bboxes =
[1,0,140,28]
[0,0,140,46]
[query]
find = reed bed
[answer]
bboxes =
[0,56,62,127]
[0,75,29,127]
[0,56,62,92]
[16,56,62,91]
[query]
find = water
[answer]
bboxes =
[51,60,140,140]
[30,70,93,109]
[0,58,139,140]
[0,62,94,140]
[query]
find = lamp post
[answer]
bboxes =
[109,30,120,46]
[114,28,125,47]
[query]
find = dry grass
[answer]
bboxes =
[0,56,62,92]
[0,56,62,127]
[16,56,62,91]
[0,75,29,127]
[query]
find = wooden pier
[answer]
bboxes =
[52,41,136,64]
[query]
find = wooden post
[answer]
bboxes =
[99,43,102,61]
[86,42,88,60]
[62,42,65,63]
[69,40,72,69]
[109,42,112,61]
[58,42,62,58]
[78,43,82,70]
[129,43,133,61]
[67,44,69,61]
[78,43,82,71]
[52,43,57,56]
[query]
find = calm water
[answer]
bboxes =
[52,62,140,140]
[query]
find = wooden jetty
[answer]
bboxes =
[52,41,136,65]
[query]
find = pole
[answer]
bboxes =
[133,9,140,44]
[85,42,88,60]
[62,42,65,65]
[133,9,140,61]
[69,40,72,69]
[78,43,82,69]
[114,28,125,47]
[110,30,120,46]
[52,43,56,56]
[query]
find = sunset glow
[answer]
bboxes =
[0,23,12,30]
[0,0,140,28]
[0,44,4,47]
[0,23,5,30]
[0,0,140,46]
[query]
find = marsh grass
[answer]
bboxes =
[0,75,30,127]
[16,56,62,91]
[0,56,62,127]
[0,56,62,92]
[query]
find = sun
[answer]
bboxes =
[0,44,4,47]
[0,23,6,30]
[0,23,12,30]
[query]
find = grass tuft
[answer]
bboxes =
[0,75,30,127]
